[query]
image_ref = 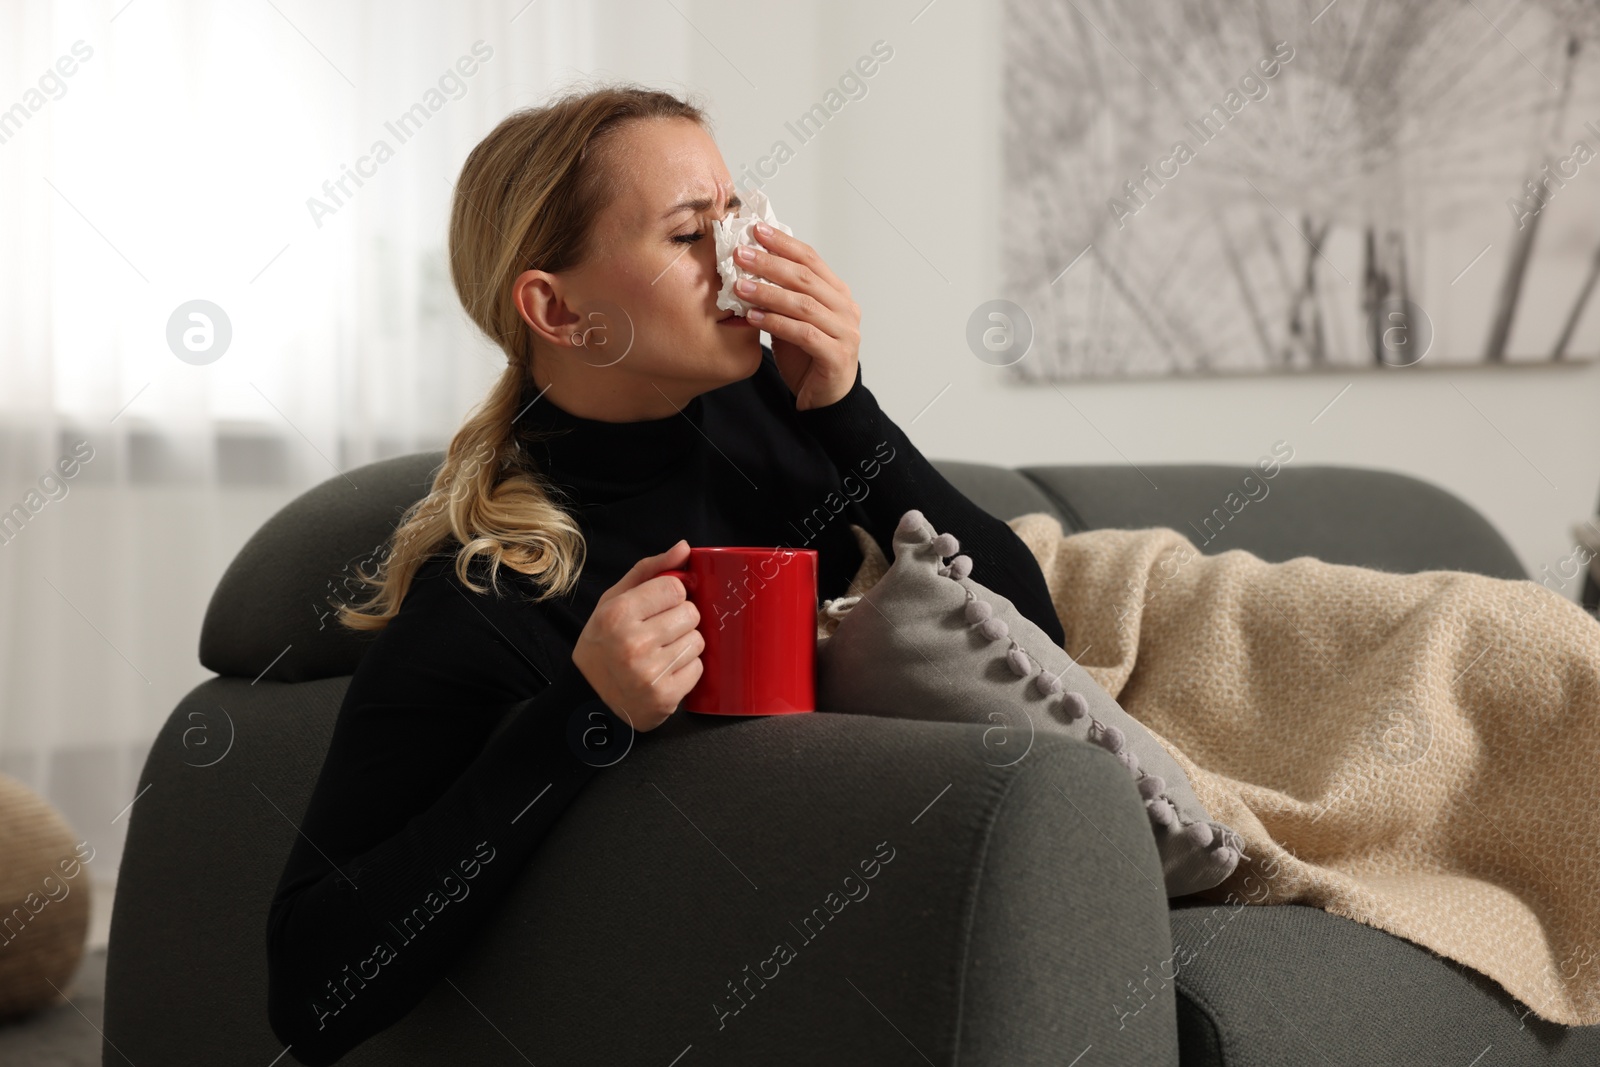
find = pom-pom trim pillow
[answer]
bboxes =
[816,508,1242,898]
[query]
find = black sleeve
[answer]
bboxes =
[265,563,621,1066]
[793,359,1067,648]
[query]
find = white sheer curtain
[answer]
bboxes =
[0,0,617,876]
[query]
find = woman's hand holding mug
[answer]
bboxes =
[571,538,703,732]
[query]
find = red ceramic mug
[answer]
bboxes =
[659,546,818,716]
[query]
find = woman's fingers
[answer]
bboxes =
[648,626,704,689]
[743,307,837,390]
[740,228,852,316]
[642,596,700,649]
[738,276,847,342]
[756,225,850,298]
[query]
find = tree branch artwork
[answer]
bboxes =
[1003,0,1600,379]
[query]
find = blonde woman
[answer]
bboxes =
[265,85,1063,1064]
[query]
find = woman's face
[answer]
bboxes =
[517,116,764,416]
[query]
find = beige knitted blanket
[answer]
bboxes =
[830,516,1600,1027]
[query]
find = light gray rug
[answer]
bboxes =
[0,946,106,1066]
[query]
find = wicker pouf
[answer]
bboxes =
[0,773,91,1021]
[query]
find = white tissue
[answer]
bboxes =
[713,187,794,317]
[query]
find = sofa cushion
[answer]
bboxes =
[1166,901,1600,1066]
[199,452,444,683]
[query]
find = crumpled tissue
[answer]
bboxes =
[714,187,794,317]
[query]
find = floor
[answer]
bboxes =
[0,947,106,1066]
[0,876,116,1066]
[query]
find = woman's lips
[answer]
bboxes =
[717,314,754,327]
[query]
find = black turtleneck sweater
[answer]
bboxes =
[265,345,1065,1064]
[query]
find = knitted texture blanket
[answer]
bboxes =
[825,515,1600,1027]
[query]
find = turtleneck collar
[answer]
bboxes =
[512,378,708,504]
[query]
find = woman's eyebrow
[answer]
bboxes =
[660,193,742,220]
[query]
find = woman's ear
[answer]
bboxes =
[513,268,582,348]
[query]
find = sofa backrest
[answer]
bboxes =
[1009,463,1526,579]
[199,454,1525,684]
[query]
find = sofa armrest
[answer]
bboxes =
[366,711,1181,1066]
[106,686,1179,1066]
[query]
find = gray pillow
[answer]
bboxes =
[816,508,1242,898]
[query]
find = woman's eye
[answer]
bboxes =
[673,231,704,244]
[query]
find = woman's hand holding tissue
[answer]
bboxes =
[736,225,861,411]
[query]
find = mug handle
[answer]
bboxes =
[659,567,695,593]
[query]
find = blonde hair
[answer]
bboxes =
[338,84,709,630]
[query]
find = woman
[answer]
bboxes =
[264,86,1066,1064]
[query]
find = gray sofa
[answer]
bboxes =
[102,453,1600,1066]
